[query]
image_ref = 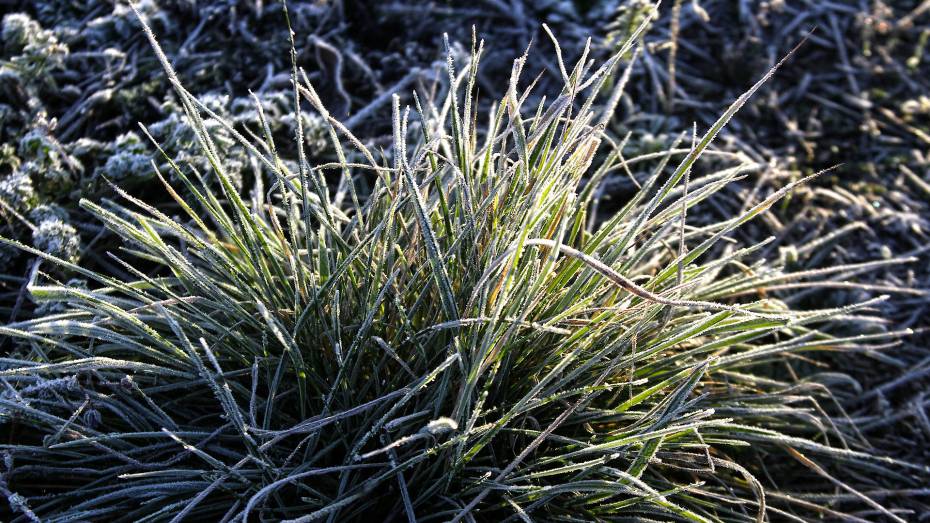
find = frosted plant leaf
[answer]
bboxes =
[82,408,102,430]
[1,13,68,80]
[21,160,72,196]
[34,277,87,315]
[32,217,80,262]
[98,146,152,183]
[422,417,459,435]
[29,203,67,223]
[2,14,41,51]
[0,170,36,212]
[0,143,20,173]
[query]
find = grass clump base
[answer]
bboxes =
[0,10,924,523]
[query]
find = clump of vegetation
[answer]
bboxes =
[0,9,925,521]
[1,12,68,83]
[30,214,80,263]
[0,170,36,215]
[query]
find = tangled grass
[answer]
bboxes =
[0,6,926,522]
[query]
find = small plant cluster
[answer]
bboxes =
[0,7,927,521]
[0,120,81,272]
[1,12,68,84]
